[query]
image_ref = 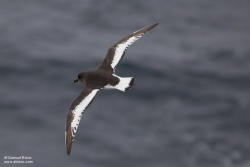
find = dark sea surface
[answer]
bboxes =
[1,0,250,167]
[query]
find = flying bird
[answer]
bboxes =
[65,23,159,155]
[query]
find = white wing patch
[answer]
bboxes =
[70,89,99,136]
[111,34,143,70]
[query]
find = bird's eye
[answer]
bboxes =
[78,74,81,79]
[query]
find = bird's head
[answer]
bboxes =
[74,72,86,84]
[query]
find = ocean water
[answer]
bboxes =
[1,0,250,167]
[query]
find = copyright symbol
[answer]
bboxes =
[4,156,7,159]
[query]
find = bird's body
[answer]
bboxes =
[65,23,159,156]
[79,70,118,89]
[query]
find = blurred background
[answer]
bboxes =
[1,0,250,167]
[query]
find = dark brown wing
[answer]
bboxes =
[65,86,99,156]
[97,23,159,73]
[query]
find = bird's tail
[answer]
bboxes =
[114,75,134,92]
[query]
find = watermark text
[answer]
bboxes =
[4,156,33,164]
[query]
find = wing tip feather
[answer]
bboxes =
[133,23,159,34]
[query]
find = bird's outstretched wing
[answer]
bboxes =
[65,86,99,156]
[98,23,159,73]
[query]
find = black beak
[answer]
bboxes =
[74,79,78,83]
